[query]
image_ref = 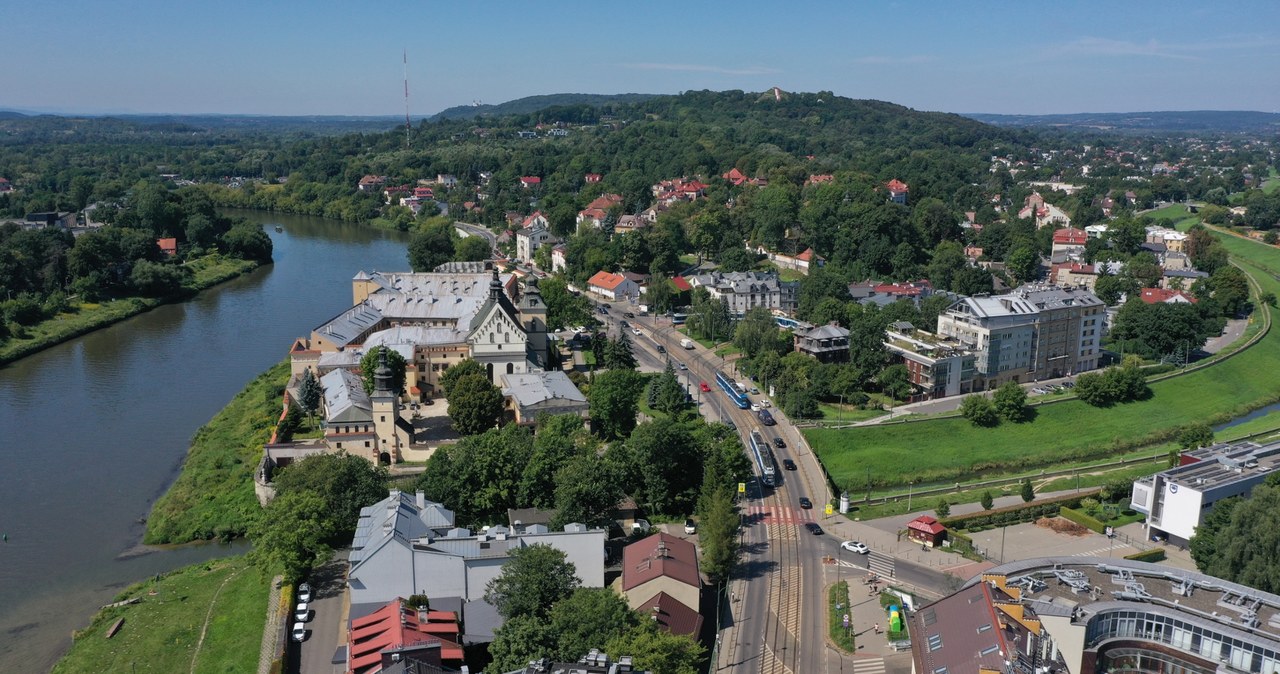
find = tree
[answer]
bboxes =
[439,359,485,397]
[1020,479,1035,503]
[297,368,322,418]
[650,361,688,416]
[935,499,950,518]
[687,292,733,343]
[605,622,704,674]
[605,332,637,370]
[453,234,491,262]
[876,364,913,401]
[1106,218,1146,255]
[486,615,556,674]
[247,491,332,583]
[484,544,580,620]
[359,345,407,395]
[539,276,594,330]
[129,259,189,296]
[1204,482,1280,593]
[626,421,703,515]
[992,381,1028,422]
[272,452,389,538]
[221,222,274,262]
[980,490,994,510]
[408,220,457,272]
[699,488,739,580]
[276,405,303,443]
[783,389,820,419]
[552,453,623,529]
[960,394,999,427]
[1210,264,1250,317]
[645,275,676,314]
[416,424,534,526]
[549,588,642,664]
[1189,496,1241,572]
[445,373,505,436]
[1178,422,1215,450]
[1006,246,1039,283]
[589,369,644,440]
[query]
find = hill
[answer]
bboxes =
[429,93,657,121]
[965,110,1280,134]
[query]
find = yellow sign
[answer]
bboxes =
[825,504,834,516]
[738,482,747,494]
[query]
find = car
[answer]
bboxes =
[751,403,761,412]
[722,417,737,430]
[295,602,310,622]
[773,437,786,449]
[632,328,642,336]
[782,458,797,471]
[750,387,760,395]
[297,583,313,604]
[292,622,308,642]
[602,303,612,309]
[804,522,824,535]
[656,345,666,354]
[700,381,711,393]
[684,518,696,534]
[624,312,635,318]
[573,326,586,334]
[760,400,771,408]
[757,409,776,426]
[619,319,629,328]
[841,540,870,554]
[798,497,812,509]
[678,362,687,370]
[423,397,434,406]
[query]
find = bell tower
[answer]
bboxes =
[521,277,549,366]
[370,349,401,465]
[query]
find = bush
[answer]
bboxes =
[935,499,950,518]
[1124,548,1167,563]
[993,381,1028,422]
[980,491,994,510]
[1020,479,1035,503]
[1059,506,1107,534]
[961,395,999,427]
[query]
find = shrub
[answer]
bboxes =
[980,491,994,510]
[935,499,950,518]
[961,394,999,427]
[1020,479,1035,503]
[1124,548,1167,563]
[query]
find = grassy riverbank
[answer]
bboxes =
[145,361,287,544]
[808,227,1280,491]
[53,556,268,674]
[0,255,259,367]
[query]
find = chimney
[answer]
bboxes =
[416,490,426,509]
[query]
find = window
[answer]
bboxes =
[980,646,999,656]
[977,624,992,633]
[928,634,943,651]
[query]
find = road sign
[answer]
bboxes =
[825,504,834,516]
[842,614,850,628]
[738,482,746,494]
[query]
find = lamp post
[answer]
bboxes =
[907,480,915,512]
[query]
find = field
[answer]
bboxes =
[145,361,288,544]
[52,556,268,674]
[808,226,1280,492]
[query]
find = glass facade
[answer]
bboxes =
[1086,609,1279,674]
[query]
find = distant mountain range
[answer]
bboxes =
[965,110,1280,133]
[428,93,657,121]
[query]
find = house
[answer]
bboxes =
[883,326,976,400]
[885,179,909,205]
[905,515,946,548]
[576,194,624,229]
[551,244,567,273]
[22,212,76,229]
[358,175,386,192]
[684,270,798,316]
[1050,262,1100,291]
[346,598,463,674]
[614,214,645,234]
[793,322,849,363]
[650,178,707,206]
[587,270,638,301]
[847,279,935,308]
[156,237,178,256]
[620,533,703,638]
[547,128,569,137]
[435,174,457,188]
[755,245,825,275]
[1051,227,1089,255]
[516,131,538,139]
[935,285,1105,388]
[584,173,602,184]
[518,176,541,189]
[805,174,834,186]
[720,168,764,187]
[0,177,13,193]
[1085,224,1109,239]
[515,215,555,263]
[500,370,588,424]
[1139,287,1197,305]
[1146,226,1187,253]
[1018,192,1072,229]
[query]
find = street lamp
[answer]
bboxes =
[907,480,915,512]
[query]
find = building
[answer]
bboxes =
[793,322,850,363]
[22,211,76,229]
[503,650,651,674]
[684,270,799,317]
[614,214,646,234]
[515,216,555,263]
[346,599,463,674]
[905,515,946,547]
[1051,262,1100,292]
[359,175,387,192]
[500,370,589,424]
[1051,227,1089,255]
[914,557,1280,674]
[1019,193,1072,229]
[584,173,602,184]
[1131,439,1280,544]
[886,179,909,205]
[883,325,976,400]
[848,279,936,308]
[156,237,178,256]
[587,270,638,301]
[620,533,703,638]
[550,244,567,273]
[576,194,624,229]
[518,176,541,189]
[935,285,1105,388]
[1139,287,1197,305]
[753,244,825,275]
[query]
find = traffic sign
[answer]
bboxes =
[842,613,850,628]
[738,482,746,494]
[824,504,834,516]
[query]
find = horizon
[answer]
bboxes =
[4,1,1280,117]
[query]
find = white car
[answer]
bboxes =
[760,400,771,408]
[573,326,587,334]
[297,583,312,603]
[632,328,642,336]
[750,403,761,412]
[841,540,870,554]
[295,602,310,622]
[292,621,308,642]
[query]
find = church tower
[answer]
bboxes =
[520,277,549,367]
[370,349,401,465]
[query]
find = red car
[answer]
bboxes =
[699,381,711,393]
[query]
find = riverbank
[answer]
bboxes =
[0,255,260,368]
[145,360,288,544]
[52,555,268,674]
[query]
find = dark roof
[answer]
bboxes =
[910,582,1009,674]
[622,532,700,592]
[635,591,704,637]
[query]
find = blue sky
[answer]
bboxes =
[4,1,1278,116]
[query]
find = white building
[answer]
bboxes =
[683,270,798,317]
[516,216,556,263]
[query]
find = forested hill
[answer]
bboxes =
[0,112,401,141]
[965,110,1280,134]
[429,93,657,121]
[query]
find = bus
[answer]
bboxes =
[672,313,687,325]
[715,371,750,409]
[749,430,777,487]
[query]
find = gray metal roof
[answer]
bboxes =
[350,490,456,565]
[500,371,586,408]
[321,369,371,423]
[365,325,469,349]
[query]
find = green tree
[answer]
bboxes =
[783,389,820,419]
[960,394,999,427]
[699,488,739,581]
[650,361,689,416]
[359,345,407,395]
[549,588,642,664]
[272,452,389,538]
[589,369,644,440]
[416,424,534,526]
[247,491,332,583]
[1006,246,1039,283]
[605,622,704,674]
[1178,422,1215,450]
[276,404,304,443]
[539,276,595,330]
[1020,479,1035,503]
[439,358,485,397]
[935,499,950,518]
[992,381,1028,422]
[445,373,505,436]
[1189,496,1241,572]
[484,544,581,620]
[453,234,491,261]
[552,453,623,529]
[1205,482,1280,593]
[407,220,457,272]
[980,490,994,510]
[876,364,913,401]
[518,414,589,508]
[1210,264,1250,317]
[221,222,273,262]
[297,368,322,418]
[486,615,556,674]
[605,331,637,370]
[128,259,189,296]
[645,275,676,314]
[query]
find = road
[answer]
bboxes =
[292,552,349,674]
[453,220,497,251]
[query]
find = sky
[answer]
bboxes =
[4,1,1279,117]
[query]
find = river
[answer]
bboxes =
[0,211,410,672]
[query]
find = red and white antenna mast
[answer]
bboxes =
[403,48,411,149]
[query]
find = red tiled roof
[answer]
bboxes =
[795,248,822,262]
[723,168,748,186]
[636,591,704,637]
[585,173,602,182]
[588,270,628,291]
[347,599,462,674]
[672,276,693,292]
[886,179,909,193]
[519,176,541,184]
[622,532,700,592]
[1140,288,1197,304]
[1052,228,1088,245]
[907,515,945,535]
[586,193,623,210]
[156,238,178,255]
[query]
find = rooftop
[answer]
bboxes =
[500,371,587,408]
[622,532,700,592]
[1140,439,1280,493]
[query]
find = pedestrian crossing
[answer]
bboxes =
[746,505,814,525]
[851,656,886,674]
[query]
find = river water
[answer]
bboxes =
[0,211,409,672]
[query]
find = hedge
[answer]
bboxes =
[940,488,1102,532]
[1124,548,1167,563]
[1058,506,1107,534]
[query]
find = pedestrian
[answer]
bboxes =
[874,622,881,634]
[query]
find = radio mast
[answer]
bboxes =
[403,48,410,150]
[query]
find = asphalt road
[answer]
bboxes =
[292,552,349,674]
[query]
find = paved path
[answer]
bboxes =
[257,576,284,674]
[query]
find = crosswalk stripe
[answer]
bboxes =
[852,658,885,674]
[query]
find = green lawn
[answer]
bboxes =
[828,581,855,652]
[53,556,268,674]
[145,361,288,544]
[1263,167,1279,194]
[809,228,1280,492]
[816,403,889,423]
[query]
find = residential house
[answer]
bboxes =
[576,194,624,229]
[500,370,589,424]
[1050,262,1100,291]
[1161,268,1209,289]
[614,214,645,234]
[518,176,541,189]
[1161,251,1192,271]
[358,175,386,192]
[805,174,834,186]
[620,533,703,638]
[584,173,602,184]
[504,651,652,674]
[935,285,1105,388]
[1085,224,1109,239]
[435,174,457,188]
[550,244,567,273]
[651,178,707,206]
[722,168,767,187]
[515,215,555,263]
[156,237,178,256]
[1146,226,1187,253]
[22,212,76,229]
[587,270,638,301]
[883,325,976,400]
[639,204,668,224]
[885,179,909,205]
[0,177,11,193]
[905,515,946,547]
[346,599,463,674]
[1051,227,1089,256]
[793,322,850,363]
[684,270,798,316]
[847,279,935,308]
[1018,192,1072,229]
[1139,287,1197,304]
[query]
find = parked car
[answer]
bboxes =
[684,518,696,534]
[841,540,870,554]
[678,362,688,370]
[292,622,308,642]
[297,583,313,604]
[760,400,771,408]
[805,522,824,535]
[700,381,711,392]
[624,312,635,318]
[295,602,310,622]
[632,328,642,336]
[798,497,812,509]
[751,403,761,412]
[750,387,760,395]
[782,458,797,471]
[619,320,629,328]
[773,437,786,449]
[602,303,612,309]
